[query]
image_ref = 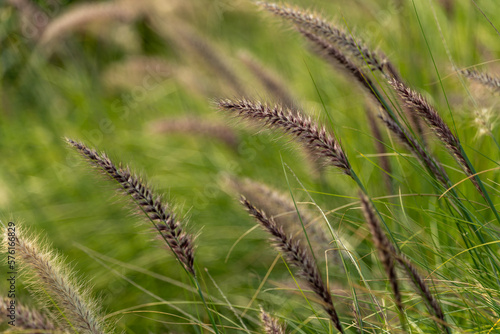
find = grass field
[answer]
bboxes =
[1,0,500,333]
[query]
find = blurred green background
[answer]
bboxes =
[1,0,500,332]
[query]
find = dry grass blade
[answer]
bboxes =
[2,227,107,333]
[462,68,500,91]
[379,114,449,187]
[389,78,483,196]
[217,99,351,176]
[0,297,57,331]
[66,138,196,276]
[241,197,344,333]
[260,308,287,334]
[359,193,402,312]
[257,1,397,78]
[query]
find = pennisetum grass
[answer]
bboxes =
[0,297,57,331]
[241,196,344,333]
[65,138,220,334]
[216,98,403,278]
[395,255,449,333]
[238,51,300,111]
[389,79,482,193]
[387,78,500,274]
[217,99,352,176]
[379,114,450,188]
[6,0,500,332]
[461,68,500,92]
[2,227,108,334]
[38,2,142,48]
[225,176,327,244]
[150,116,240,150]
[260,307,287,334]
[297,28,376,97]
[365,107,393,192]
[256,2,439,179]
[66,138,196,276]
[389,78,500,227]
[359,193,450,333]
[258,1,439,180]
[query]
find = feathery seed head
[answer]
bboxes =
[240,196,343,333]
[473,108,496,137]
[388,79,459,148]
[66,138,196,276]
[462,68,500,92]
[39,2,142,48]
[217,99,352,176]
[395,254,448,331]
[257,2,392,76]
[388,79,483,195]
[359,193,402,311]
[0,298,57,331]
[2,226,108,333]
[150,117,239,149]
[260,307,286,334]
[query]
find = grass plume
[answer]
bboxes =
[395,254,449,333]
[66,138,196,276]
[296,27,401,129]
[239,51,299,111]
[2,226,107,333]
[379,114,449,187]
[260,308,287,334]
[298,29,374,94]
[241,196,344,333]
[217,99,352,176]
[257,1,398,78]
[225,176,329,246]
[461,68,500,92]
[359,194,449,331]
